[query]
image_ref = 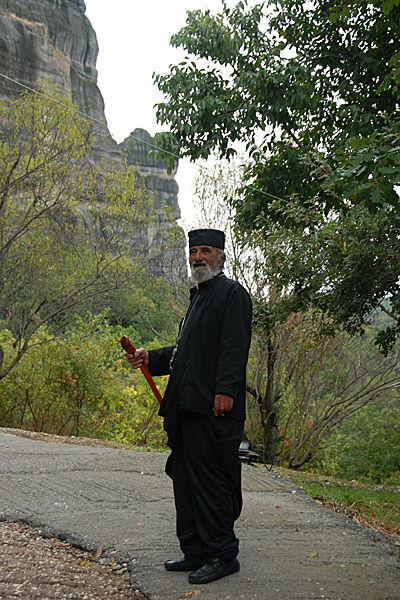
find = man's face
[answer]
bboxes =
[189,245,225,283]
[189,245,224,272]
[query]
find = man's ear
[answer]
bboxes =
[219,253,226,268]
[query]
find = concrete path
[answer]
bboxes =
[0,430,399,600]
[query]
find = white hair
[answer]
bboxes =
[216,248,226,265]
[190,248,226,284]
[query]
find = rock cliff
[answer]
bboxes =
[0,0,185,278]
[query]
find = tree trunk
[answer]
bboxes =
[261,334,281,465]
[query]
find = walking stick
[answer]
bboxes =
[120,335,163,404]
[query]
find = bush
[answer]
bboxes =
[0,317,125,436]
[0,315,170,449]
[332,402,400,484]
[100,379,168,449]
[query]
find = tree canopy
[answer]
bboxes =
[154,0,400,351]
[0,86,149,379]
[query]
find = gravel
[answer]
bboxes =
[0,520,147,599]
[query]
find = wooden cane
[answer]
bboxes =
[120,335,163,404]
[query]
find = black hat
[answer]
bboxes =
[188,228,225,250]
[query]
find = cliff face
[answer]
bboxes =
[0,1,103,116]
[0,0,185,278]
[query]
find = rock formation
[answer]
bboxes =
[0,0,185,279]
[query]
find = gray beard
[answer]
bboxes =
[190,260,222,284]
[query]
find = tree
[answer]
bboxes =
[275,317,400,469]
[333,400,400,484]
[190,156,400,469]
[0,85,149,380]
[153,0,400,352]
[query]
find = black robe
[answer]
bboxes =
[148,273,252,560]
[148,273,252,441]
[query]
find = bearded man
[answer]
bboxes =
[126,228,252,584]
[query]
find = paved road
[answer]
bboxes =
[0,430,399,600]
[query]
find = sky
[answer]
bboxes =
[83,0,249,228]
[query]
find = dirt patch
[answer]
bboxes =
[0,427,135,449]
[0,429,149,598]
[0,429,151,599]
[0,520,148,600]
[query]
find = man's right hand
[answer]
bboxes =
[126,347,149,369]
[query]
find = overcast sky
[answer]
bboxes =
[84,0,253,227]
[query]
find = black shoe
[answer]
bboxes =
[164,555,205,571]
[188,557,240,584]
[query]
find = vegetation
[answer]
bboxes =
[328,402,400,485]
[154,0,400,352]
[0,85,150,380]
[1,4,399,534]
[0,314,169,448]
[287,470,400,544]
[0,85,184,449]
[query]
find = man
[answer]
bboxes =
[126,228,252,584]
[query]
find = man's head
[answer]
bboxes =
[188,229,226,284]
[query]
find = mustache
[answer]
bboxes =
[190,257,221,283]
[193,260,207,267]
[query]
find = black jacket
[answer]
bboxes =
[148,273,252,427]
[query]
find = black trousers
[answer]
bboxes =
[165,411,244,562]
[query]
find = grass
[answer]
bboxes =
[284,470,400,547]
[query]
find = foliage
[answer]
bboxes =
[275,322,400,469]
[100,378,168,449]
[103,272,187,346]
[288,471,400,536]
[153,0,400,350]
[0,84,150,380]
[154,0,399,197]
[245,308,400,470]
[0,316,123,436]
[254,201,400,350]
[0,315,168,447]
[333,402,400,484]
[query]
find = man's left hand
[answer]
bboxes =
[213,394,234,417]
